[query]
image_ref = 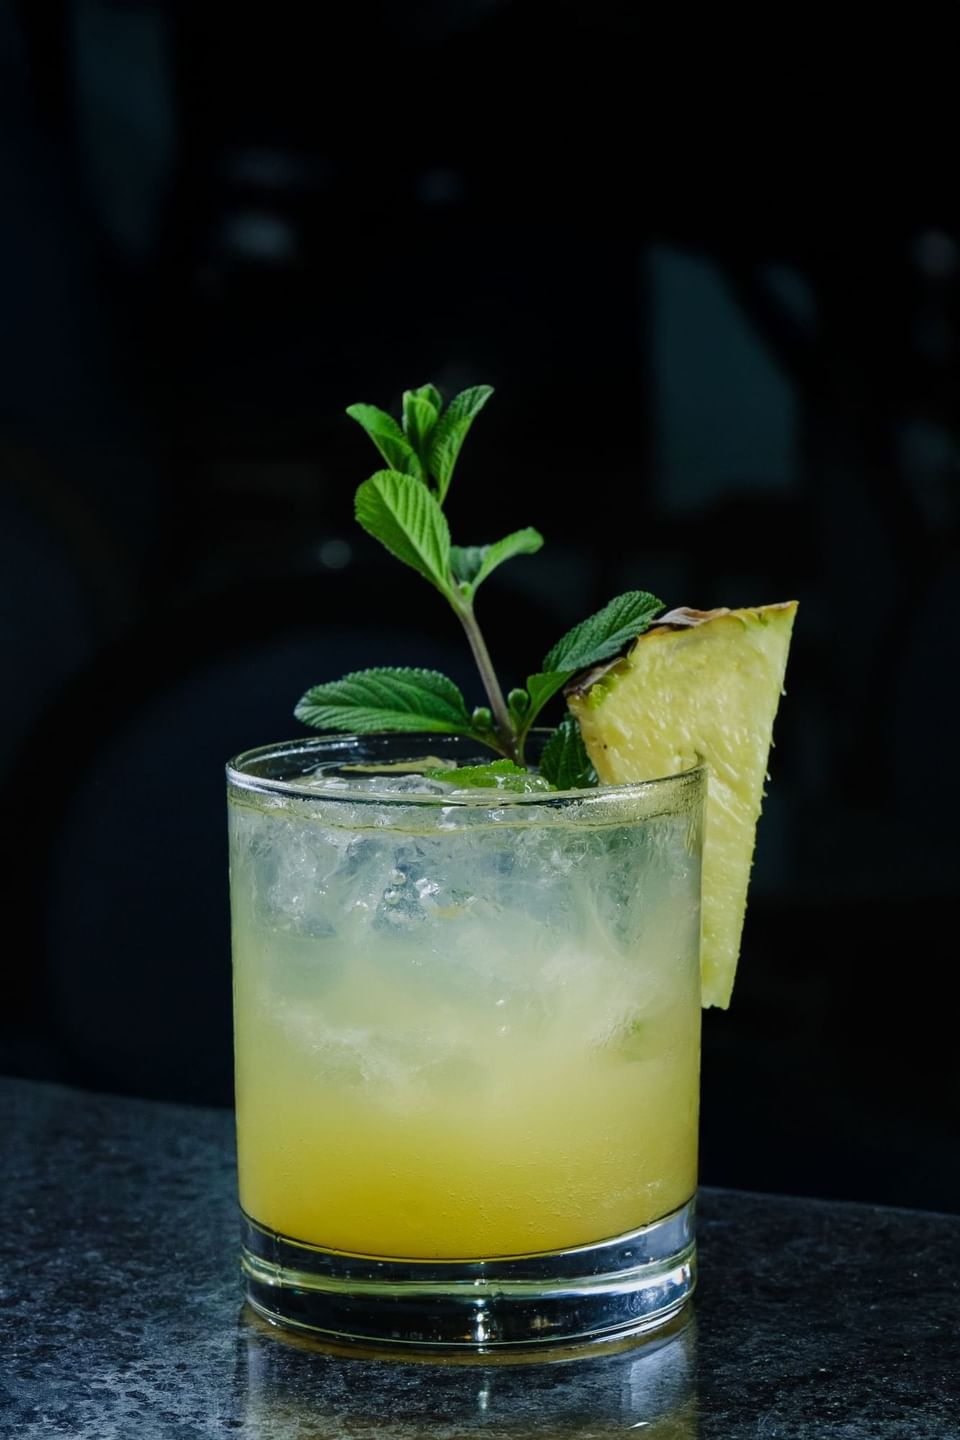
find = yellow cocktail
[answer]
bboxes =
[229,734,703,1343]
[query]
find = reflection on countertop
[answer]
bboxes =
[234,1305,697,1437]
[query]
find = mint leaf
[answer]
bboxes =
[427,384,494,502]
[412,382,442,412]
[543,591,664,673]
[467,527,544,595]
[450,529,544,598]
[355,470,452,597]
[295,668,473,735]
[538,714,597,789]
[346,404,424,480]
[515,672,576,749]
[424,759,555,793]
[525,670,574,718]
[402,389,440,462]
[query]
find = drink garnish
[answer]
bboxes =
[569,603,798,1005]
[295,382,663,789]
[294,382,797,1001]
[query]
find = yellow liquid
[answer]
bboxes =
[234,936,699,1259]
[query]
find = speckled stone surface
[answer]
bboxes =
[0,1078,956,1439]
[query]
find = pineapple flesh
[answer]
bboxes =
[569,603,797,1008]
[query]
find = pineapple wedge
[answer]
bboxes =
[569,602,797,1008]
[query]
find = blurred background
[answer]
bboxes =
[2,3,957,1213]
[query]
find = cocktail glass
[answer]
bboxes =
[227,732,704,1351]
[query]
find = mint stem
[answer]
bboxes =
[452,595,518,761]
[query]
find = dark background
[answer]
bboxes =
[2,5,957,1213]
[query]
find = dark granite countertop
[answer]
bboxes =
[0,1077,957,1439]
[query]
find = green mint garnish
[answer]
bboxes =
[355,471,452,597]
[424,759,556,793]
[401,386,441,464]
[295,668,481,740]
[344,405,424,481]
[539,715,597,790]
[543,591,665,673]
[450,528,544,600]
[427,384,493,502]
[295,382,666,780]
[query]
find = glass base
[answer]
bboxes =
[240,1197,696,1352]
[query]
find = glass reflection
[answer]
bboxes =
[232,1305,698,1438]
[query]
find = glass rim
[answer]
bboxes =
[226,733,707,810]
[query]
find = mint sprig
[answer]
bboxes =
[424,759,555,793]
[295,382,666,780]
